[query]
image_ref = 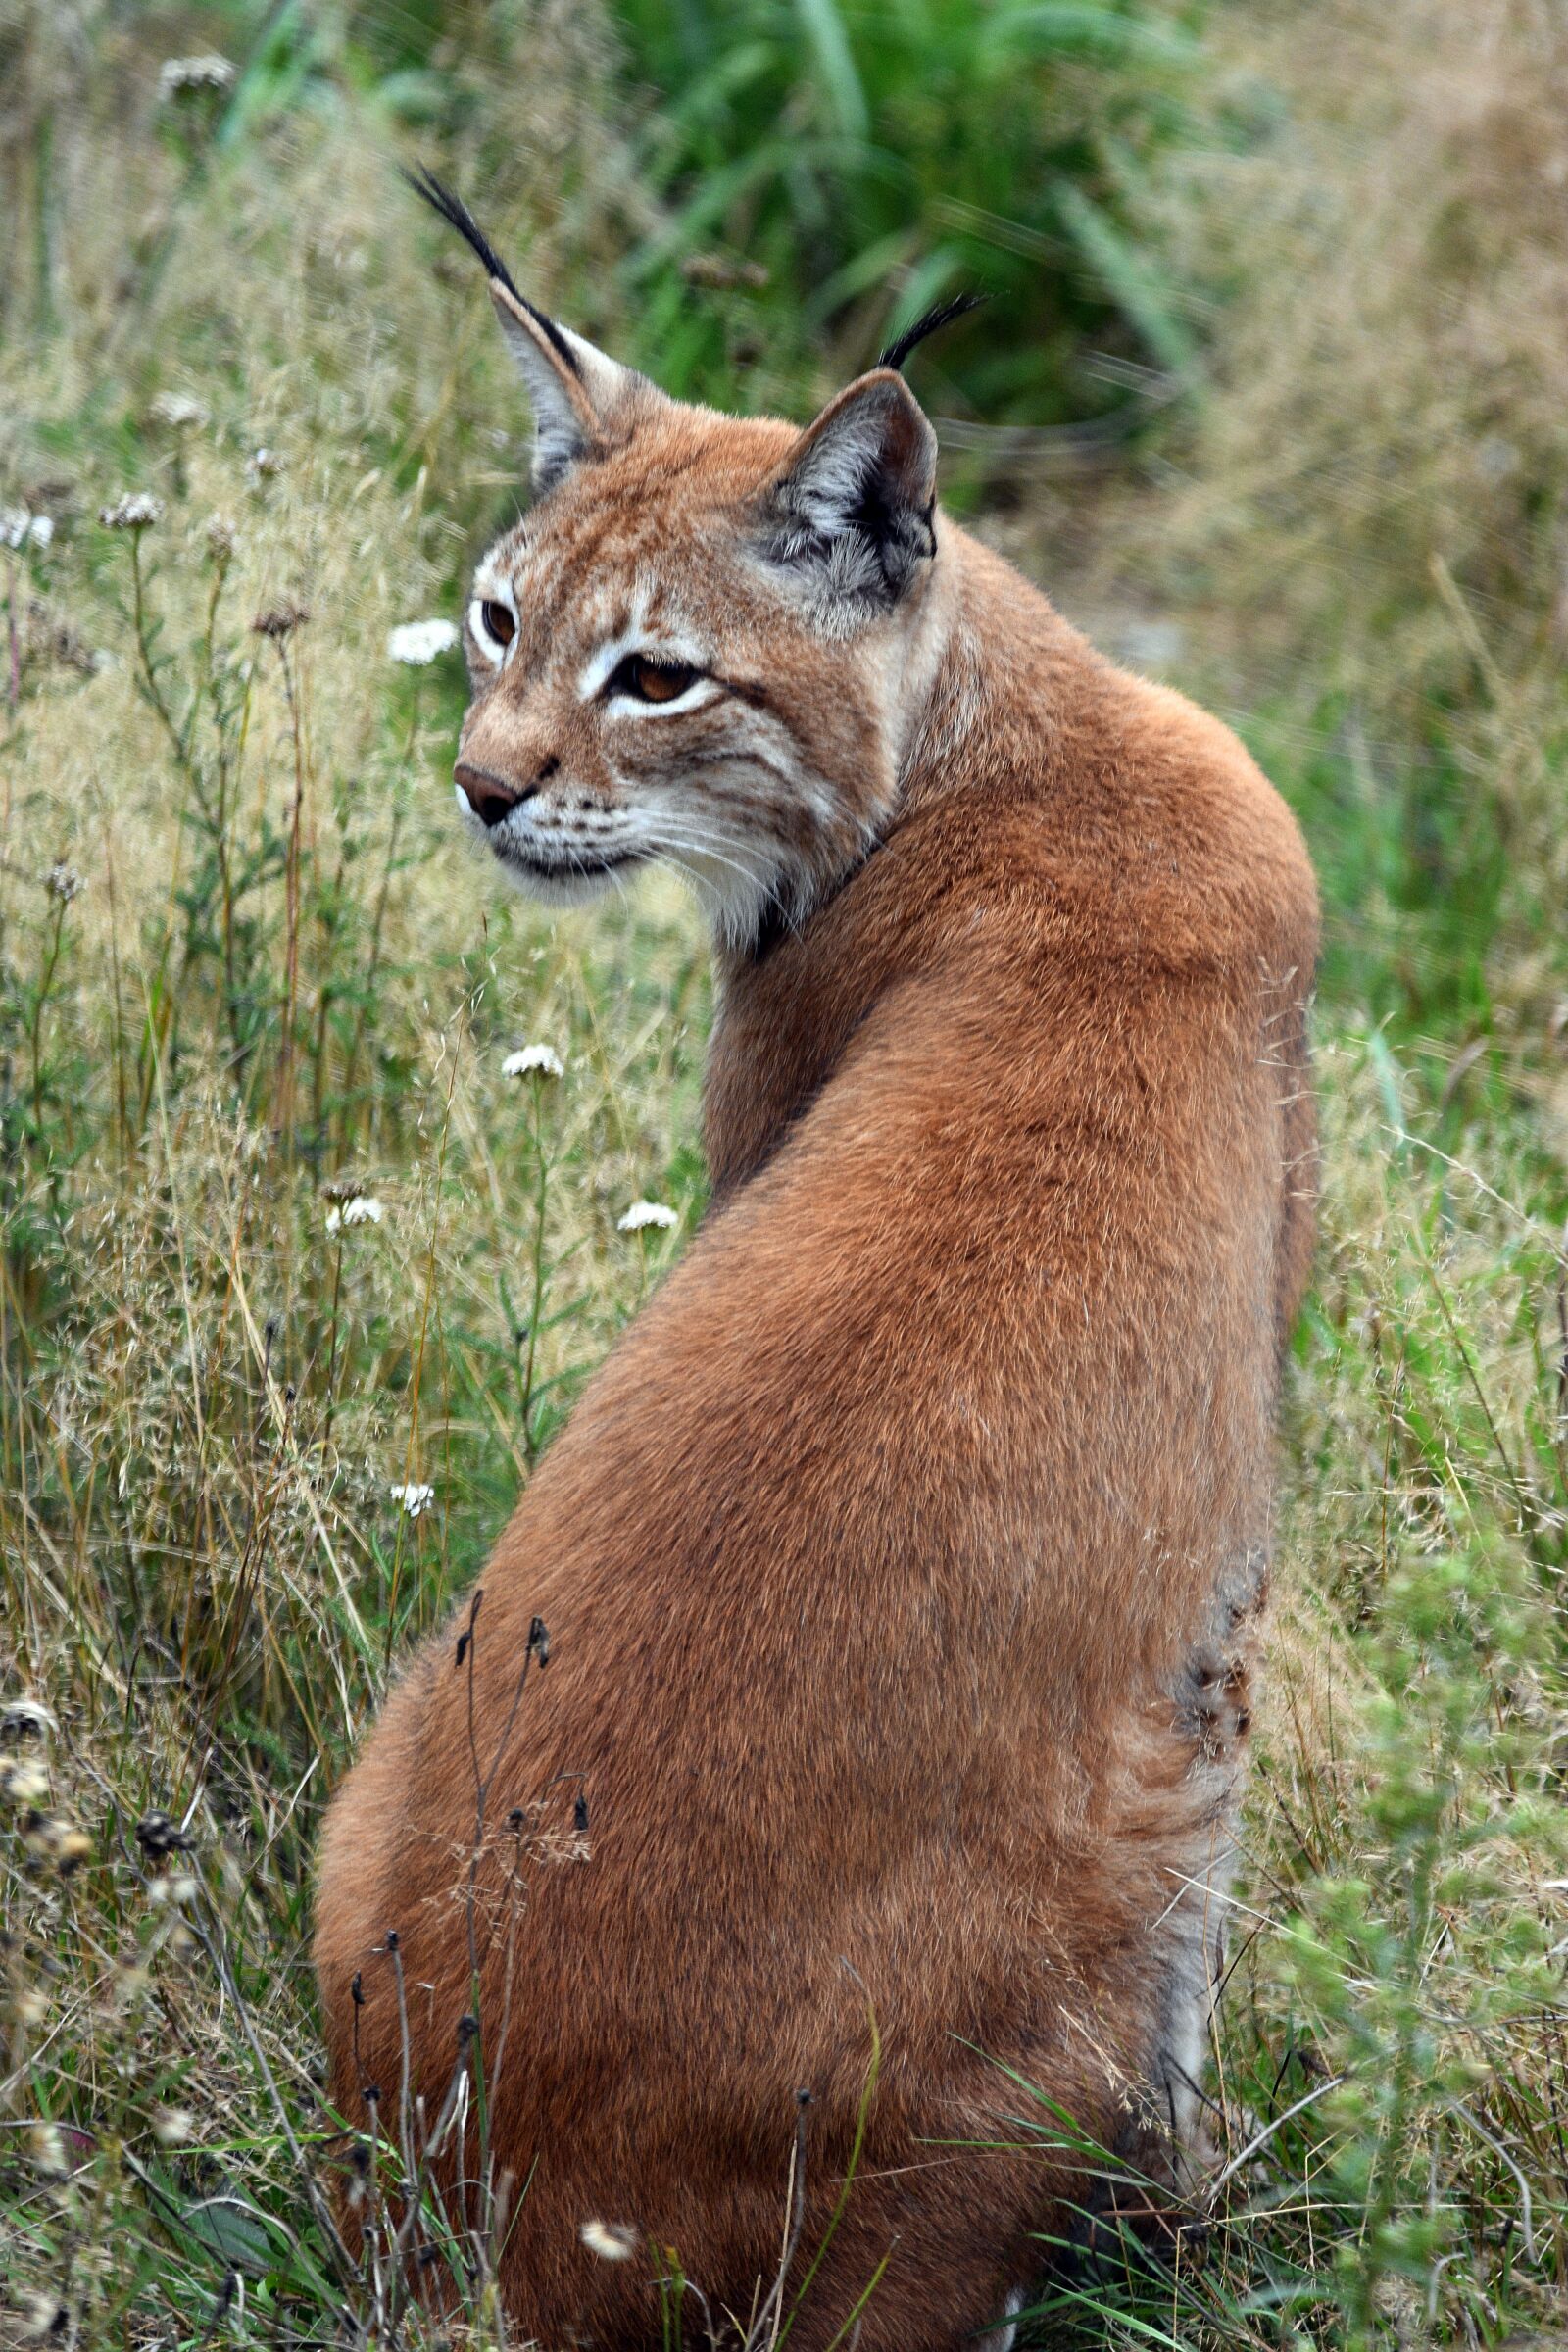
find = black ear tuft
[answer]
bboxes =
[876,291,989,376]
[401,163,584,383]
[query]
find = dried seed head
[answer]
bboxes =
[54,1823,92,1873]
[153,2105,196,2147]
[135,1809,194,1859]
[29,2120,69,2178]
[681,253,770,291]
[24,1810,90,1871]
[251,602,309,641]
[42,862,83,904]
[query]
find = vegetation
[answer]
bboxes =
[2,1,1566,2344]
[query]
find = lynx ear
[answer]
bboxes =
[487,283,640,494]
[760,368,939,612]
[404,166,640,494]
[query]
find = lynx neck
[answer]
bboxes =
[701,527,1069,1202]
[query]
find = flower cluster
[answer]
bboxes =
[42,863,84,905]
[149,391,208,433]
[503,1043,564,1081]
[324,1192,384,1235]
[98,493,162,533]
[2,507,53,553]
[387,618,460,666]
[158,53,235,98]
[389,1482,436,1520]
[617,1200,678,1234]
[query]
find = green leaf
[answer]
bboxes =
[792,0,870,142]
[984,3,1200,67]
[1052,178,1197,378]
[180,2194,280,2275]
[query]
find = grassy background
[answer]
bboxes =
[3,1,1568,2343]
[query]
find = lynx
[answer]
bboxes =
[314,172,1319,2350]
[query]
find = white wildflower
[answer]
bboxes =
[1,507,28,549]
[1,1698,57,1743]
[99,492,162,532]
[150,390,208,432]
[325,1194,384,1235]
[579,2220,638,2262]
[159,53,235,97]
[3,508,54,552]
[387,617,460,666]
[3,1760,51,1808]
[42,862,83,904]
[21,2290,67,2342]
[617,1200,678,1234]
[503,1043,564,1081]
[390,1482,436,1520]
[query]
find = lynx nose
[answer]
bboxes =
[455,757,562,828]
[455,762,524,828]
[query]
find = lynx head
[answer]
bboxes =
[411,172,974,951]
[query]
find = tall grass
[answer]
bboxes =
[612,0,1201,420]
[3,2,1568,2345]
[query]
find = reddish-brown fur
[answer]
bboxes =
[316,316,1317,2348]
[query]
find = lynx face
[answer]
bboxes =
[424,177,949,949]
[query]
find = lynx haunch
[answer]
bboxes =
[314,175,1319,2351]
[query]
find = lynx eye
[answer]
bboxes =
[611,654,700,706]
[469,593,517,664]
